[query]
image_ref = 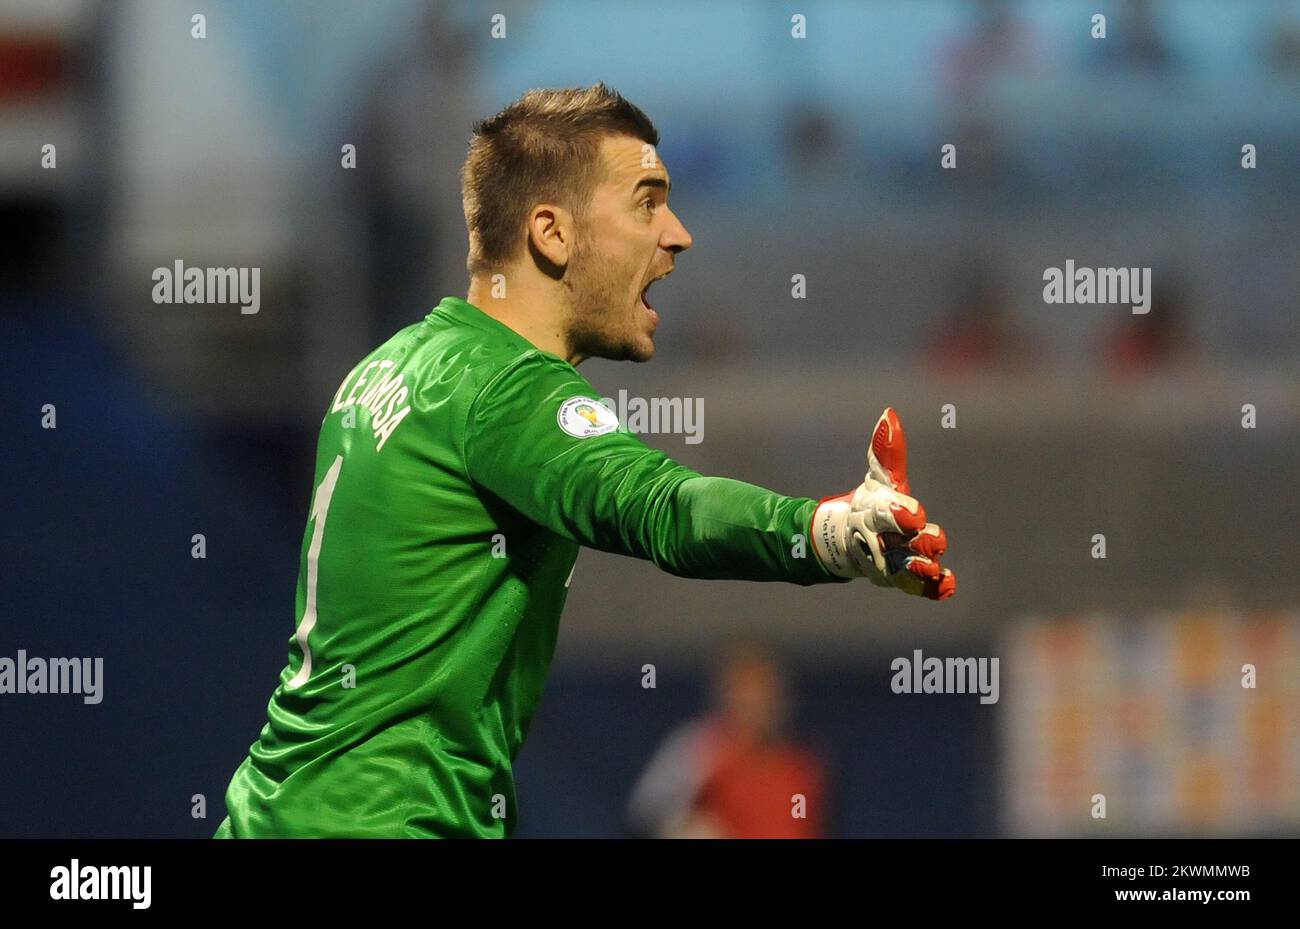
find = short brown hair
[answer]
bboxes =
[460,83,660,276]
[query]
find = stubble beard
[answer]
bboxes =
[562,234,650,363]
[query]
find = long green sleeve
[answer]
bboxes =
[466,351,844,586]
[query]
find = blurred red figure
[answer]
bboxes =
[627,642,826,839]
[930,268,1035,376]
[1101,284,1192,378]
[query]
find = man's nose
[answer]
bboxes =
[663,208,693,254]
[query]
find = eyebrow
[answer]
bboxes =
[633,175,671,195]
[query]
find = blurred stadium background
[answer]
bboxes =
[2,0,1298,837]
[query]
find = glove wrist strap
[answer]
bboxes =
[810,495,858,579]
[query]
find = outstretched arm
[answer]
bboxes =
[466,352,955,597]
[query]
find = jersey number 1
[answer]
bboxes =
[287,455,343,689]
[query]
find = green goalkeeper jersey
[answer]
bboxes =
[215,296,842,838]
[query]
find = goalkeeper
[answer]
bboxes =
[215,83,955,839]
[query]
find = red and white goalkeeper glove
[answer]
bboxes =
[810,408,956,600]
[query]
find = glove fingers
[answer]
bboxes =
[922,567,957,601]
[888,499,927,535]
[903,553,943,581]
[880,522,947,559]
[882,555,955,600]
[882,550,942,581]
[854,482,927,535]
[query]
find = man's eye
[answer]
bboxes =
[642,197,657,212]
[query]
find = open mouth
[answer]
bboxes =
[640,268,671,313]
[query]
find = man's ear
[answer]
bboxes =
[527,204,573,277]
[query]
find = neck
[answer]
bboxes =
[466,273,585,366]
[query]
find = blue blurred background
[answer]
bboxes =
[2,0,1298,837]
